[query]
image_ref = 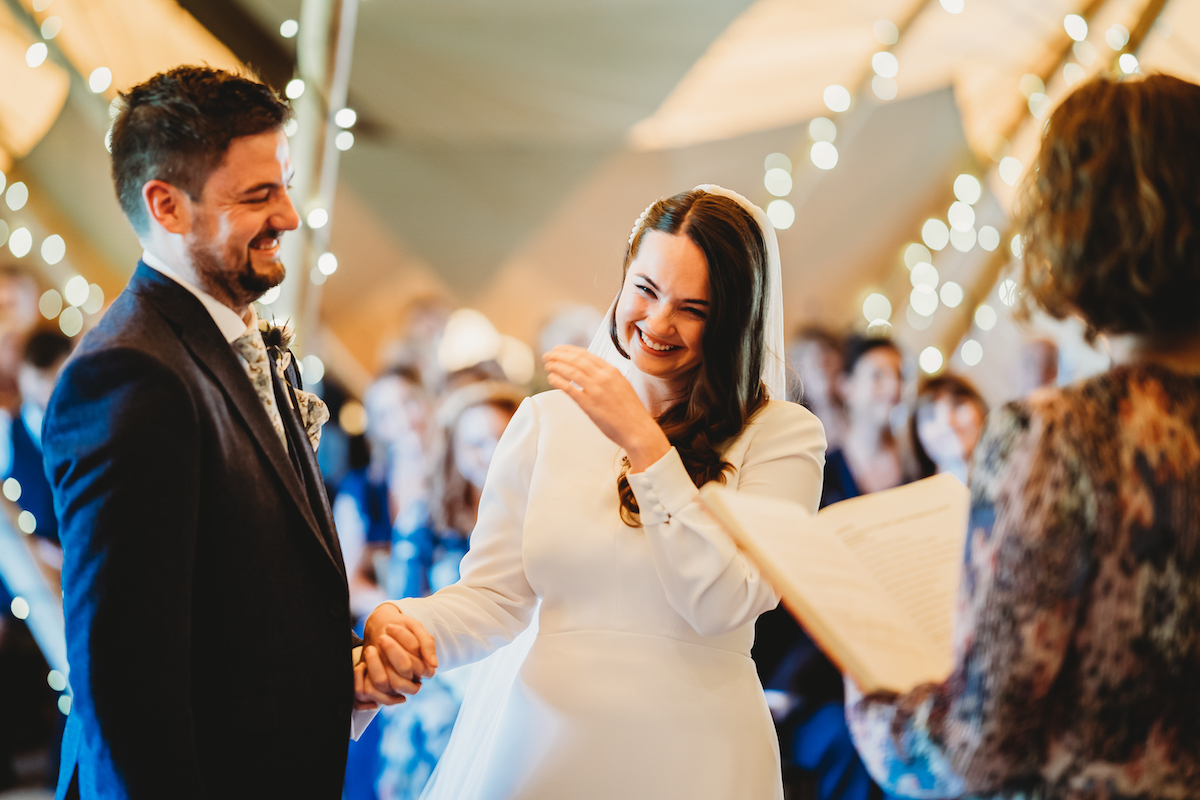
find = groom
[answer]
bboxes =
[43,67,410,799]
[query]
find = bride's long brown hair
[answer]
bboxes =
[613,189,770,526]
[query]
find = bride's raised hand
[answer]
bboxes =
[543,345,670,472]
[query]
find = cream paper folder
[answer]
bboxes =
[699,473,970,694]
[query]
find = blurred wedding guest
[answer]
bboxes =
[1017,336,1059,396]
[847,74,1200,800]
[5,331,75,547]
[909,374,988,483]
[335,365,431,622]
[755,333,907,800]
[376,380,525,800]
[822,334,907,504]
[0,267,43,413]
[785,327,848,449]
[378,296,452,395]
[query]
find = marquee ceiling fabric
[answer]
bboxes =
[4,0,1199,386]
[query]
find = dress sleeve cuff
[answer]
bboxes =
[626,446,699,525]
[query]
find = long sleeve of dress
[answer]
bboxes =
[392,398,540,670]
[626,402,827,638]
[845,400,1093,799]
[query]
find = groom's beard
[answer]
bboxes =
[188,230,286,310]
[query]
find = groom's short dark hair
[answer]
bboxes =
[110,66,292,235]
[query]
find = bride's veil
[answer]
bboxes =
[416,185,785,800]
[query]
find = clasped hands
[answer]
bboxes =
[353,602,438,709]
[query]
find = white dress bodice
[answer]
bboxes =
[396,391,825,799]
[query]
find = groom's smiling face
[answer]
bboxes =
[185,128,300,309]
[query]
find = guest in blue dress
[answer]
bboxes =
[376,380,525,800]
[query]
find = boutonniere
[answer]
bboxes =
[259,317,295,377]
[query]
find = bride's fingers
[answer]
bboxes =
[384,624,433,678]
[547,373,589,405]
[544,359,589,388]
[412,621,438,671]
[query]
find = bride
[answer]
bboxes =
[359,185,826,799]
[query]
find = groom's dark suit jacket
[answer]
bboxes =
[43,264,357,799]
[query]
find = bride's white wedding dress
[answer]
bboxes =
[394,390,825,799]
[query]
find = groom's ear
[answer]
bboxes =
[143,179,193,235]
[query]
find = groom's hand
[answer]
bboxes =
[363,602,438,696]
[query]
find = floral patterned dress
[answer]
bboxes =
[847,364,1200,800]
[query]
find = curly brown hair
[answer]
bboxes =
[1016,74,1200,340]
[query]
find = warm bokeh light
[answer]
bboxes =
[910,285,939,316]
[26,43,48,68]
[862,293,892,322]
[286,79,306,99]
[921,218,950,251]
[873,20,899,45]
[808,117,836,143]
[65,276,89,307]
[910,262,938,289]
[280,19,299,38]
[950,227,976,252]
[999,278,1018,307]
[940,281,964,308]
[953,174,981,205]
[767,199,795,230]
[974,304,997,330]
[317,252,339,275]
[823,85,851,113]
[999,156,1023,186]
[961,338,983,366]
[89,68,113,93]
[300,354,325,384]
[904,243,932,269]
[6,182,28,211]
[919,346,944,374]
[978,225,1000,251]
[339,401,368,435]
[764,153,792,173]
[41,234,65,265]
[8,228,32,258]
[764,168,792,196]
[59,306,82,337]
[39,290,62,320]
[809,142,838,170]
[1064,14,1088,42]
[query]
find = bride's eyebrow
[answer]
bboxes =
[635,275,709,306]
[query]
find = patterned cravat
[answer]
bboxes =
[231,329,288,451]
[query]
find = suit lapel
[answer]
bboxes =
[272,368,346,583]
[128,265,338,574]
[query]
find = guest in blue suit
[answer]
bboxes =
[42,67,411,800]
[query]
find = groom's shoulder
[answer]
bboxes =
[67,283,187,380]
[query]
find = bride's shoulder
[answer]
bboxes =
[741,399,826,451]
[527,389,592,427]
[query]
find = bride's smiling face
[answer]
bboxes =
[615,229,710,389]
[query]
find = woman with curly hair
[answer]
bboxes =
[847,73,1200,800]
